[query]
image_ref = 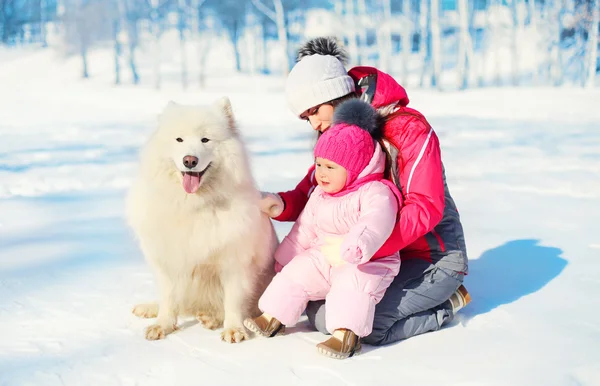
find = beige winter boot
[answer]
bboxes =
[316,329,362,359]
[448,284,471,313]
[243,313,285,337]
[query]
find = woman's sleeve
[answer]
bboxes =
[389,119,445,250]
[274,166,316,222]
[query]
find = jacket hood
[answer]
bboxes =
[348,66,410,109]
[356,140,386,180]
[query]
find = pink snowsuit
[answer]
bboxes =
[258,144,401,337]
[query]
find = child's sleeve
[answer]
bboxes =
[340,183,399,265]
[274,194,318,268]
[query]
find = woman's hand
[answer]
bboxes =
[259,191,284,218]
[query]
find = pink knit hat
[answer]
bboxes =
[314,99,382,185]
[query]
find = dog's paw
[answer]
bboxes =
[145,324,175,340]
[221,327,248,343]
[196,312,222,330]
[132,303,159,319]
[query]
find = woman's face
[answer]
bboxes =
[300,103,335,133]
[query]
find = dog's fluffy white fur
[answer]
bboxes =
[126,97,277,343]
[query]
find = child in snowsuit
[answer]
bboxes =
[244,99,403,359]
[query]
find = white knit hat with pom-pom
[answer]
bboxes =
[285,37,356,117]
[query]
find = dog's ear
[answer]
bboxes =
[165,100,178,110]
[157,100,179,123]
[213,96,238,133]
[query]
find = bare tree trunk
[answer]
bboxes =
[273,0,289,74]
[401,0,411,85]
[190,0,200,85]
[55,0,66,37]
[245,8,258,75]
[231,20,242,72]
[178,0,188,89]
[456,0,473,89]
[116,0,127,84]
[528,0,538,85]
[488,0,502,86]
[551,0,564,86]
[419,0,429,86]
[261,16,269,73]
[198,37,211,87]
[75,0,89,78]
[378,0,393,73]
[251,0,289,75]
[40,0,48,47]
[81,46,89,78]
[510,0,525,85]
[1,1,8,44]
[129,37,140,84]
[149,0,161,89]
[189,0,208,87]
[586,0,599,88]
[430,0,442,89]
[113,14,121,84]
[468,0,483,87]
[510,0,519,85]
[344,0,358,64]
[356,0,369,65]
[117,0,139,85]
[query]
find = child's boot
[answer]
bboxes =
[243,313,285,337]
[316,328,361,359]
[448,284,471,313]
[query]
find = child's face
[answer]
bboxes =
[315,157,347,194]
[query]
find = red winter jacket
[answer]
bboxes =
[276,67,466,269]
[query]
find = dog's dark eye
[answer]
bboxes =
[176,138,183,142]
[201,138,210,143]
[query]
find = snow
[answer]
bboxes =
[1,47,600,386]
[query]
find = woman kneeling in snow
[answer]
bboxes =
[259,37,470,348]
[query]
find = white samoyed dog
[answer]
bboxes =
[126,97,278,343]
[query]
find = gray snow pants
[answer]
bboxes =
[305,257,464,346]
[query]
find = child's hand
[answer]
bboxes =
[341,246,362,264]
[321,237,345,267]
[340,225,367,264]
[259,192,284,218]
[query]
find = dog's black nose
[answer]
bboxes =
[183,155,199,169]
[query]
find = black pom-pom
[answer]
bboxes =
[332,99,384,140]
[296,36,349,65]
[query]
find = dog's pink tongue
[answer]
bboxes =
[183,172,200,194]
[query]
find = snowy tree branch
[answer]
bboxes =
[251,0,276,23]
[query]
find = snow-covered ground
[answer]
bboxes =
[1,48,599,386]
